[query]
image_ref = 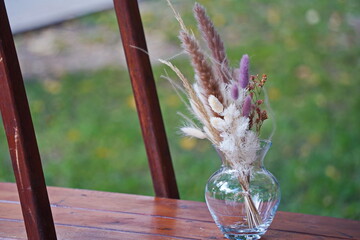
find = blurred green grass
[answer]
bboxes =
[1,0,360,220]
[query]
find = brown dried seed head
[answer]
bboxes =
[261,110,268,120]
[194,3,230,84]
[179,30,223,106]
[262,75,267,82]
[257,100,264,105]
[249,112,255,129]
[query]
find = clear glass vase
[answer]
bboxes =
[205,140,280,240]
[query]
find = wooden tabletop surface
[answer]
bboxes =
[0,182,359,240]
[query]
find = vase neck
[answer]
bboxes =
[257,139,272,166]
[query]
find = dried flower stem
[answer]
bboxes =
[165,0,188,34]
[248,74,268,131]
[238,176,263,228]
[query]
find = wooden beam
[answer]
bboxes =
[113,0,179,199]
[0,1,57,239]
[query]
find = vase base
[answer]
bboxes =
[224,233,261,240]
[220,226,265,240]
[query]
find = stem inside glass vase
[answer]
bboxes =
[238,175,262,228]
[215,140,272,228]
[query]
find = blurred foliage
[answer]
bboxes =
[1,0,360,220]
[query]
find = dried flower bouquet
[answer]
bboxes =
[162,1,270,228]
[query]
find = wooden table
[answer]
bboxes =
[0,183,359,239]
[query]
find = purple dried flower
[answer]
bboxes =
[231,83,239,100]
[239,54,249,89]
[242,95,252,117]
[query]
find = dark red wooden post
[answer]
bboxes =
[113,0,179,199]
[0,1,57,239]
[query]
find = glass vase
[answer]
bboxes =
[205,140,280,240]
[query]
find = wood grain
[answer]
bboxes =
[0,1,56,239]
[113,0,179,199]
[1,183,359,240]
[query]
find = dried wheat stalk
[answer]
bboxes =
[179,30,224,111]
[193,3,230,84]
